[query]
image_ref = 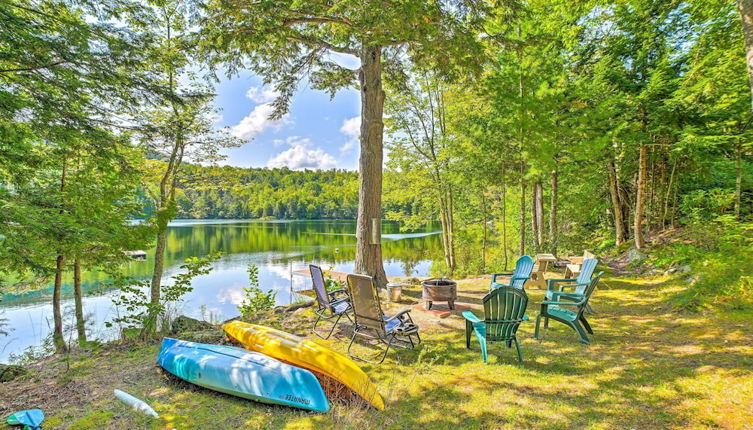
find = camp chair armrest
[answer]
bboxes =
[462,311,482,323]
[491,272,513,283]
[327,288,348,299]
[385,308,412,322]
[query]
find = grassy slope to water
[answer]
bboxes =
[1,273,751,429]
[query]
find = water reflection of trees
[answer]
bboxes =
[1,221,441,303]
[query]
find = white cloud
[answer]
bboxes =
[245,86,279,104]
[340,116,361,137]
[216,288,245,305]
[267,138,337,170]
[339,116,360,153]
[230,86,290,141]
[339,140,356,153]
[273,136,310,147]
[231,103,289,141]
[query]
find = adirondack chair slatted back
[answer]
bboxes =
[483,287,528,341]
[575,258,599,286]
[346,274,386,332]
[309,265,331,312]
[512,256,534,289]
[577,271,603,315]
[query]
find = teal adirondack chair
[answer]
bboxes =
[545,258,599,314]
[463,286,529,363]
[490,255,534,290]
[535,271,603,344]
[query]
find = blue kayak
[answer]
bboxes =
[157,338,330,412]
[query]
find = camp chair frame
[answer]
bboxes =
[346,273,421,364]
[310,264,353,339]
[535,271,603,345]
[463,286,529,363]
[545,258,599,314]
[490,255,534,290]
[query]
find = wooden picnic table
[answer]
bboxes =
[530,253,557,289]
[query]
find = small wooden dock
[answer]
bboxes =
[293,268,349,282]
[124,250,147,261]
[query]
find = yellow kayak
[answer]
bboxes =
[222,321,385,410]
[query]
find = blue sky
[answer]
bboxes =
[212,69,362,171]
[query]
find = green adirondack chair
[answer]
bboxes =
[535,271,603,344]
[546,258,599,314]
[490,255,534,290]
[463,286,529,363]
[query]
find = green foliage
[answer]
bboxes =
[237,264,277,317]
[68,412,114,430]
[107,252,222,337]
[650,217,753,311]
[323,275,344,293]
[173,164,359,219]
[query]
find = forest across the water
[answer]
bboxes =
[170,164,360,220]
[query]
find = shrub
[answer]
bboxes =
[238,264,276,317]
[107,252,221,338]
[667,216,753,311]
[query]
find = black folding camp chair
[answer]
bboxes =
[346,273,420,364]
[310,264,352,339]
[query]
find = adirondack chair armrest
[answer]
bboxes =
[385,308,412,323]
[557,283,586,292]
[541,299,581,307]
[546,278,576,290]
[550,291,585,301]
[511,276,530,281]
[491,273,513,283]
[462,311,482,323]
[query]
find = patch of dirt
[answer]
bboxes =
[0,342,158,416]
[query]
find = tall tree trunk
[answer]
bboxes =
[736,139,743,219]
[481,190,488,273]
[519,177,526,256]
[446,186,456,272]
[657,148,667,229]
[73,259,86,346]
[535,181,544,249]
[608,159,627,245]
[438,192,453,275]
[150,228,167,308]
[516,29,526,258]
[549,170,558,255]
[501,183,508,270]
[53,159,68,353]
[647,145,656,233]
[355,45,387,287]
[662,161,676,228]
[531,183,539,251]
[738,0,753,110]
[634,142,648,249]
[53,254,66,353]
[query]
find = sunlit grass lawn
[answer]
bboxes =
[1,273,751,429]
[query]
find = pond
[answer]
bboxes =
[0,219,441,363]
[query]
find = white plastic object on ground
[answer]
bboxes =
[114,389,159,418]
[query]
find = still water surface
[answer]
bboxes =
[0,219,441,362]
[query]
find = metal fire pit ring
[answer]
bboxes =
[421,278,457,310]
